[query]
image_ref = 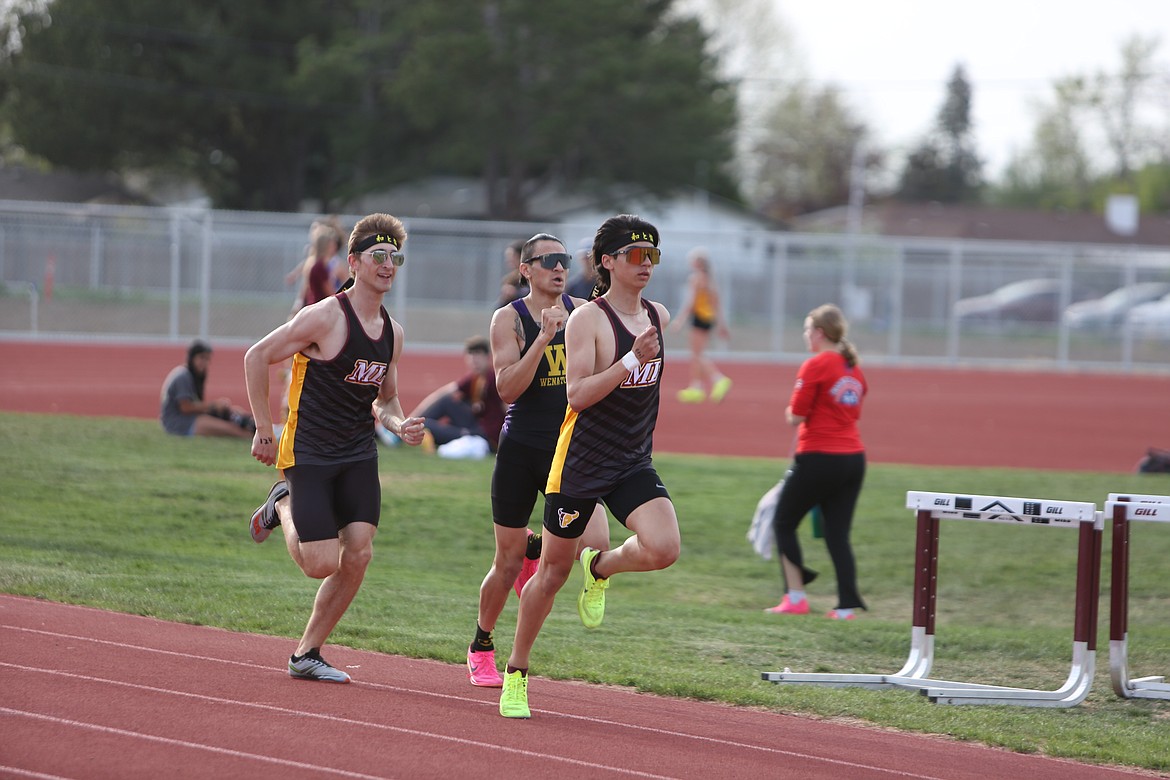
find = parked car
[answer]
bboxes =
[1062,282,1170,330]
[1125,293,1170,338]
[955,278,1065,323]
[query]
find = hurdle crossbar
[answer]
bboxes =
[762,491,1102,707]
[1107,493,1170,701]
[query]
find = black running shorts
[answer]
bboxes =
[284,457,381,542]
[544,467,669,539]
[490,436,555,528]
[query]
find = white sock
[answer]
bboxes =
[787,590,806,604]
[833,608,854,618]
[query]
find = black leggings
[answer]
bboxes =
[421,395,485,446]
[772,451,866,610]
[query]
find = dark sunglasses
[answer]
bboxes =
[526,252,572,270]
[360,249,405,267]
[611,246,661,265]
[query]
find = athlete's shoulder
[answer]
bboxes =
[647,299,671,327]
[291,295,344,335]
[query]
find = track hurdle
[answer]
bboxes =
[1107,492,1170,701]
[762,491,1102,707]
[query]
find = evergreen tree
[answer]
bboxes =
[896,64,983,203]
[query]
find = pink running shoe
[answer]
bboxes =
[825,609,857,621]
[764,595,809,615]
[513,529,540,598]
[467,647,503,687]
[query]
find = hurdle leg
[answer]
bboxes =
[1108,495,1170,700]
[923,519,1102,707]
[1110,502,1134,698]
[762,510,939,689]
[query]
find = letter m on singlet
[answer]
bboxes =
[622,358,662,388]
[345,360,388,386]
[543,344,567,377]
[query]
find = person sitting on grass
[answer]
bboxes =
[159,339,255,439]
[409,335,506,454]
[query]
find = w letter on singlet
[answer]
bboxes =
[543,344,567,377]
[345,360,388,386]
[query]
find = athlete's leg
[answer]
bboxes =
[296,520,376,655]
[687,327,713,387]
[193,414,253,438]
[590,497,679,578]
[478,524,529,632]
[576,502,610,557]
[275,496,342,578]
[507,530,577,671]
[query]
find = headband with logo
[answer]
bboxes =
[353,233,401,253]
[600,229,658,259]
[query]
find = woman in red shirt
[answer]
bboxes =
[766,304,867,620]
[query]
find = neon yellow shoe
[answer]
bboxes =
[499,669,531,718]
[676,386,705,403]
[577,547,609,629]
[710,376,733,402]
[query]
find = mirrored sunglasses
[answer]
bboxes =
[362,249,405,267]
[526,252,572,270]
[612,246,661,265]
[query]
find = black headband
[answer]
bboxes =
[353,233,401,253]
[600,229,658,259]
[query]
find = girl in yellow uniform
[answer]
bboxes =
[672,248,732,402]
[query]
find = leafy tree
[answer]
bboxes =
[748,82,871,220]
[896,64,983,203]
[1,0,737,217]
[990,35,1168,213]
[992,77,1096,210]
[678,0,872,219]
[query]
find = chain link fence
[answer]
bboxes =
[2,199,1168,372]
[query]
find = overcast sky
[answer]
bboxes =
[772,0,1169,177]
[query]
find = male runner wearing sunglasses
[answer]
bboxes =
[500,215,680,717]
[243,213,427,683]
[466,232,610,687]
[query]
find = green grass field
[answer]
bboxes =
[2,412,1168,773]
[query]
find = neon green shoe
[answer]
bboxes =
[676,386,705,403]
[710,376,733,402]
[577,547,610,629]
[499,669,531,718]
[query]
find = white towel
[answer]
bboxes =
[747,480,783,560]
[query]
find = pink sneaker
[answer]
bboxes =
[467,648,503,687]
[513,529,540,598]
[764,595,809,615]
[825,609,856,621]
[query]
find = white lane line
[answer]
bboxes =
[0,764,75,780]
[0,708,392,780]
[3,624,959,779]
[0,664,678,780]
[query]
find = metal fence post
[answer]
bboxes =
[199,208,212,339]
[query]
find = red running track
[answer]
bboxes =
[1,339,1167,472]
[0,595,1156,780]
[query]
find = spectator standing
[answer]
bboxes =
[765,303,868,621]
[495,239,526,308]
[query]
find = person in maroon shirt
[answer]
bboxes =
[765,303,868,621]
[410,336,506,452]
